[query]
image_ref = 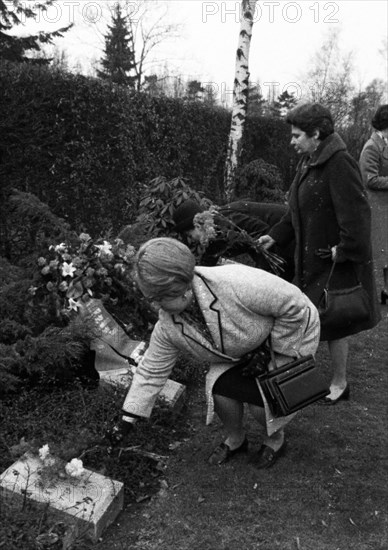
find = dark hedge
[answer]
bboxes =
[0,62,292,249]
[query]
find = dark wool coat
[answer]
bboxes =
[269,133,381,341]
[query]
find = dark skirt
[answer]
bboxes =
[212,365,264,406]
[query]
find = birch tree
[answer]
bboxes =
[224,0,258,201]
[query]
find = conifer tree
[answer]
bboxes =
[0,0,71,64]
[97,4,136,87]
[271,90,297,118]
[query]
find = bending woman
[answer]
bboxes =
[115,237,320,469]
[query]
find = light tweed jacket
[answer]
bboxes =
[123,264,320,424]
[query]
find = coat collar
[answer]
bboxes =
[193,270,225,353]
[167,270,237,361]
[308,132,347,167]
[371,131,388,150]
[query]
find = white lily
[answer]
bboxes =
[62,262,77,277]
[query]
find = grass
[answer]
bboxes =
[92,308,388,550]
[1,312,387,550]
[0,360,198,549]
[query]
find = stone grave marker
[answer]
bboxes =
[80,299,186,411]
[0,453,123,544]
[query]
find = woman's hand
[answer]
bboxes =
[257,235,276,250]
[106,418,135,447]
[316,245,338,260]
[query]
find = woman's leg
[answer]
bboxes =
[248,404,285,452]
[327,337,349,397]
[213,394,246,450]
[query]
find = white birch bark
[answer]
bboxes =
[224,0,258,201]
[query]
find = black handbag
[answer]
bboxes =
[317,261,370,330]
[258,341,329,417]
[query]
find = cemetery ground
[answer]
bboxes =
[1,307,387,549]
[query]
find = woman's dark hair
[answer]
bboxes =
[286,103,334,140]
[371,105,388,131]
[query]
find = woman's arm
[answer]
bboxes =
[327,152,372,263]
[231,267,315,358]
[267,207,295,247]
[122,321,180,419]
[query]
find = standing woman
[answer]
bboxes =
[259,103,380,404]
[359,105,388,303]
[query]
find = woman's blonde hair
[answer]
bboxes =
[135,238,195,300]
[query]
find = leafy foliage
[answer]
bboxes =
[0,0,71,64]
[0,61,294,252]
[136,176,211,238]
[0,319,95,394]
[3,189,74,264]
[234,158,286,203]
[0,191,153,395]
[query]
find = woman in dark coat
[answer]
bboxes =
[259,103,381,404]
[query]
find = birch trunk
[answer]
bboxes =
[224,0,258,201]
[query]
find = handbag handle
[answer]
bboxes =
[266,334,304,372]
[323,260,337,290]
[267,334,279,372]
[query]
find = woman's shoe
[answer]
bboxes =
[251,440,287,469]
[322,384,350,405]
[207,437,249,465]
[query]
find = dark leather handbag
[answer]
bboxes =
[258,342,329,417]
[318,261,370,330]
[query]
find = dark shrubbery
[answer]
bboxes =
[234,158,286,203]
[0,63,293,547]
[0,62,292,257]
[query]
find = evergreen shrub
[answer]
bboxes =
[0,62,292,251]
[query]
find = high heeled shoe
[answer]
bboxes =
[322,384,350,405]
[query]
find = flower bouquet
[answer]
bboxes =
[29,233,137,320]
[193,206,286,276]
